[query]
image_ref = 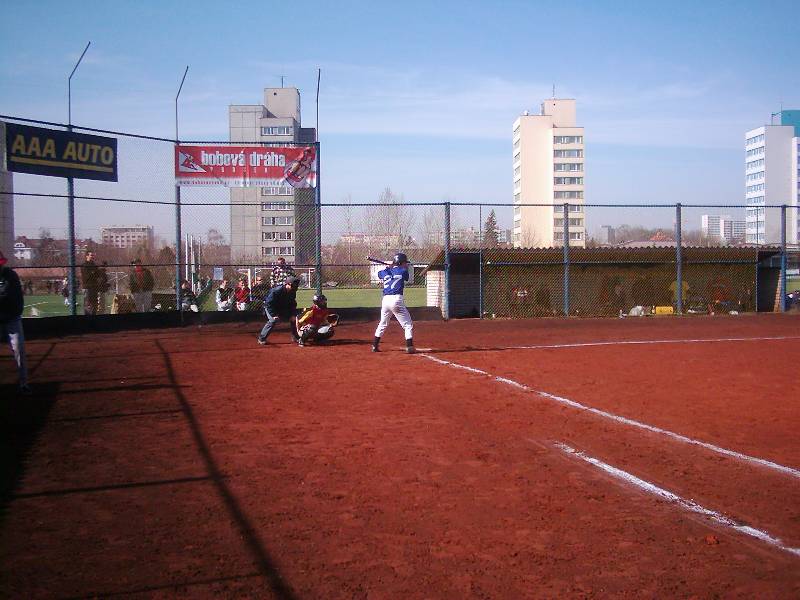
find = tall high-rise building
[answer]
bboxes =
[701,214,745,244]
[512,98,585,248]
[744,110,800,245]
[229,88,317,263]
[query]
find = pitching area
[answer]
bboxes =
[1,313,799,597]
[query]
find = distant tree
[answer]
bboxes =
[483,210,500,248]
[363,187,415,255]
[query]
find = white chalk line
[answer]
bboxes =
[439,335,800,353]
[419,353,800,480]
[554,442,800,558]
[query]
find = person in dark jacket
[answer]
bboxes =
[96,261,110,314]
[179,279,199,312]
[257,276,301,345]
[0,251,29,393]
[129,259,155,312]
[81,251,101,315]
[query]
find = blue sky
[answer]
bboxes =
[2,0,799,240]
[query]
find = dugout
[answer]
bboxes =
[423,247,783,318]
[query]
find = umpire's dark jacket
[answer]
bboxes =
[264,284,297,318]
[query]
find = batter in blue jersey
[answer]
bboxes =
[372,253,415,353]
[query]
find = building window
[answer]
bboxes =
[261,186,293,196]
[746,172,764,182]
[513,140,520,151]
[261,126,293,136]
[745,133,765,146]
[554,149,584,158]
[554,191,584,199]
[514,166,521,176]
[553,135,583,144]
[554,232,564,241]
[262,216,294,226]
[745,158,765,170]
[569,231,583,240]
[261,202,293,210]
[554,163,583,172]
[554,177,583,185]
[514,193,521,203]
[262,231,294,241]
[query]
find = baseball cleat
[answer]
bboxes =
[406,346,416,354]
[371,345,379,352]
[257,338,267,346]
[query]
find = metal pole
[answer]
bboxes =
[315,141,322,296]
[676,203,683,315]
[444,202,451,320]
[175,66,188,313]
[780,204,787,312]
[478,204,483,318]
[66,41,90,317]
[563,203,570,316]
[315,69,322,297]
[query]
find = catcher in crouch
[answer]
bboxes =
[296,294,339,346]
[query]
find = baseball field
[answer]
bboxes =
[1,314,799,597]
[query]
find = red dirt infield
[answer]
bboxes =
[1,313,799,598]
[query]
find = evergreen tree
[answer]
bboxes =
[483,209,500,247]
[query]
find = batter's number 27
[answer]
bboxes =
[383,274,403,288]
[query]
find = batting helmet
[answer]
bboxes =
[313,294,327,308]
[392,253,409,265]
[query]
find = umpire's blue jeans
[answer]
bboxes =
[258,310,298,342]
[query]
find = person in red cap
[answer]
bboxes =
[0,251,29,394]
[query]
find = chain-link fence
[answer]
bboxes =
[2,116,797,319]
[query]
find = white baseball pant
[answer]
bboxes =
[375,294,413,340]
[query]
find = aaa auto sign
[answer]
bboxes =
[175,144,316,187]
[5,122,118,181]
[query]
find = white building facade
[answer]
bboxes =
[512,98,585,248]
[744,110,800,245]
[229,88,316,263]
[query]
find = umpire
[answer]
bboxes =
[0,251,29,394]
[257,276,301,345]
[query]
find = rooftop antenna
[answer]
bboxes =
[280,75,285,88]
[552,84,555,98]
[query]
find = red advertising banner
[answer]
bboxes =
[175,145,316,188]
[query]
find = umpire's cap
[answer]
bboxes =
[392,253,409,265]
[285,276,301,289]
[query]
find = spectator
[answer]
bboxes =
[46,280,53,294]
[250,274,269,313]
[62,276,70,306]
[0,251,29,394]
[81,251,101,315]
[96,261,110,315]
[270,256,295,288]
[215,279,234,311]
[129,259,155,312]
[180,279,199,312]
[234,279,250,311]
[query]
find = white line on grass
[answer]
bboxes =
[554,442,800,558]
[419,353,800,480]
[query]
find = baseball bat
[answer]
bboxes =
[367,256,391,265]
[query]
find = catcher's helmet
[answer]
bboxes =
[312,294,327,308]
[392,252,409,265]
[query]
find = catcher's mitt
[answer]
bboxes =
[326,313,340,326]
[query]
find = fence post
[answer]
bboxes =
[675,203,683,315]
[478,203,483,318]
[315,141,322,296]
[67,177,77,316]
[563,202,570,316]
[780,204,787,312]
[175,182,182,314]
[443,202,451,320]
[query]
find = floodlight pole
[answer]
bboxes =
[67,41,91,316]
[175,66,188,313]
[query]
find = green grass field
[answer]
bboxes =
[789,276,800,293]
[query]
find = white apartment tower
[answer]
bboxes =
[744,110,800,245]
[513,98,585,248]
[229,88,316,263]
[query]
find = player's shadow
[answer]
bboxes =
[318,338,370,346]
[0,382,59,528]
